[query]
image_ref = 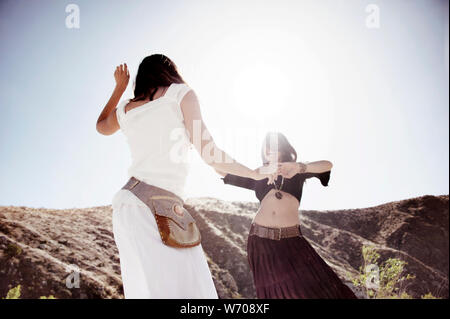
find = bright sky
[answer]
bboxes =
[0,0,448,210]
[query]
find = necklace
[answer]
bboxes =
[274,176,284,199]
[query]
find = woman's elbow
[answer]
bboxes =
[96,122,106,135]
[97,116,121,135]
[96,122,114,136]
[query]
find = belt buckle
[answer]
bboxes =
[274,227,282,240]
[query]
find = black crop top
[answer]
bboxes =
[221,170,331,204]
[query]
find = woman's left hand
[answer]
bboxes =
[277,162,306,178]
[114,63,130,91]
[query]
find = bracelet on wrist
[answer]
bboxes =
[298,162,307,173]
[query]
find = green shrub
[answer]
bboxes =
[421,292,439,299]
[349,245,439,299]
[4,285,21,299]
[3,284,57,299]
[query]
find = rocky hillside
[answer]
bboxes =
[0,194,448,299]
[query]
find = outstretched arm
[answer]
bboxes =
[278,160,333,178]
[180,90,275,184]
[96,63,130,136]
[221,173,256,190]
[214,168,227,177]
[215,167,258,190]
[214,168,256,190]
[277,160,332,186]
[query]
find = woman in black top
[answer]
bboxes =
[216,132,357,299]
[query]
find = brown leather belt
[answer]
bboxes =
[249,222,302,240]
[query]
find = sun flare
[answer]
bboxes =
[231,62,291,121]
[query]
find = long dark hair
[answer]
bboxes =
[261,132,297,165]
[131,54,186,102]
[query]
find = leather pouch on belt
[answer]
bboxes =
[121,177,201,248]
[149,196,201,248]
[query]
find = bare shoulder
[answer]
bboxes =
[180,88,198,105]
[180,89,200,115]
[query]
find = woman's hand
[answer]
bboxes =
[254,172,277,184]
[114,63,130,91]
[253,166,277,184]
[262,173,277,184]
[277,161,307,178]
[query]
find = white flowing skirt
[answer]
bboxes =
[111,189,218,299]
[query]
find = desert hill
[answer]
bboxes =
[0,194,448,299]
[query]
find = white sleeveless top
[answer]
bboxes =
[115,83,193,200]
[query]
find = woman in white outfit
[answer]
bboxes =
[96,54,276,298]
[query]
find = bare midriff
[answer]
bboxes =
[252,189,301,228]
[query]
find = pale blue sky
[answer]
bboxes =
[0,0,448,210]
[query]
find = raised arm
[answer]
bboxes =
[212,167,256,190]
[277,160,333,178]
[96,63,130,136]
[299,160,332,174]
[277,160,332,186]
[214,168,227,177]
[180,90,275,184]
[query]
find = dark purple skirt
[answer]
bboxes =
[247,230,357,299]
